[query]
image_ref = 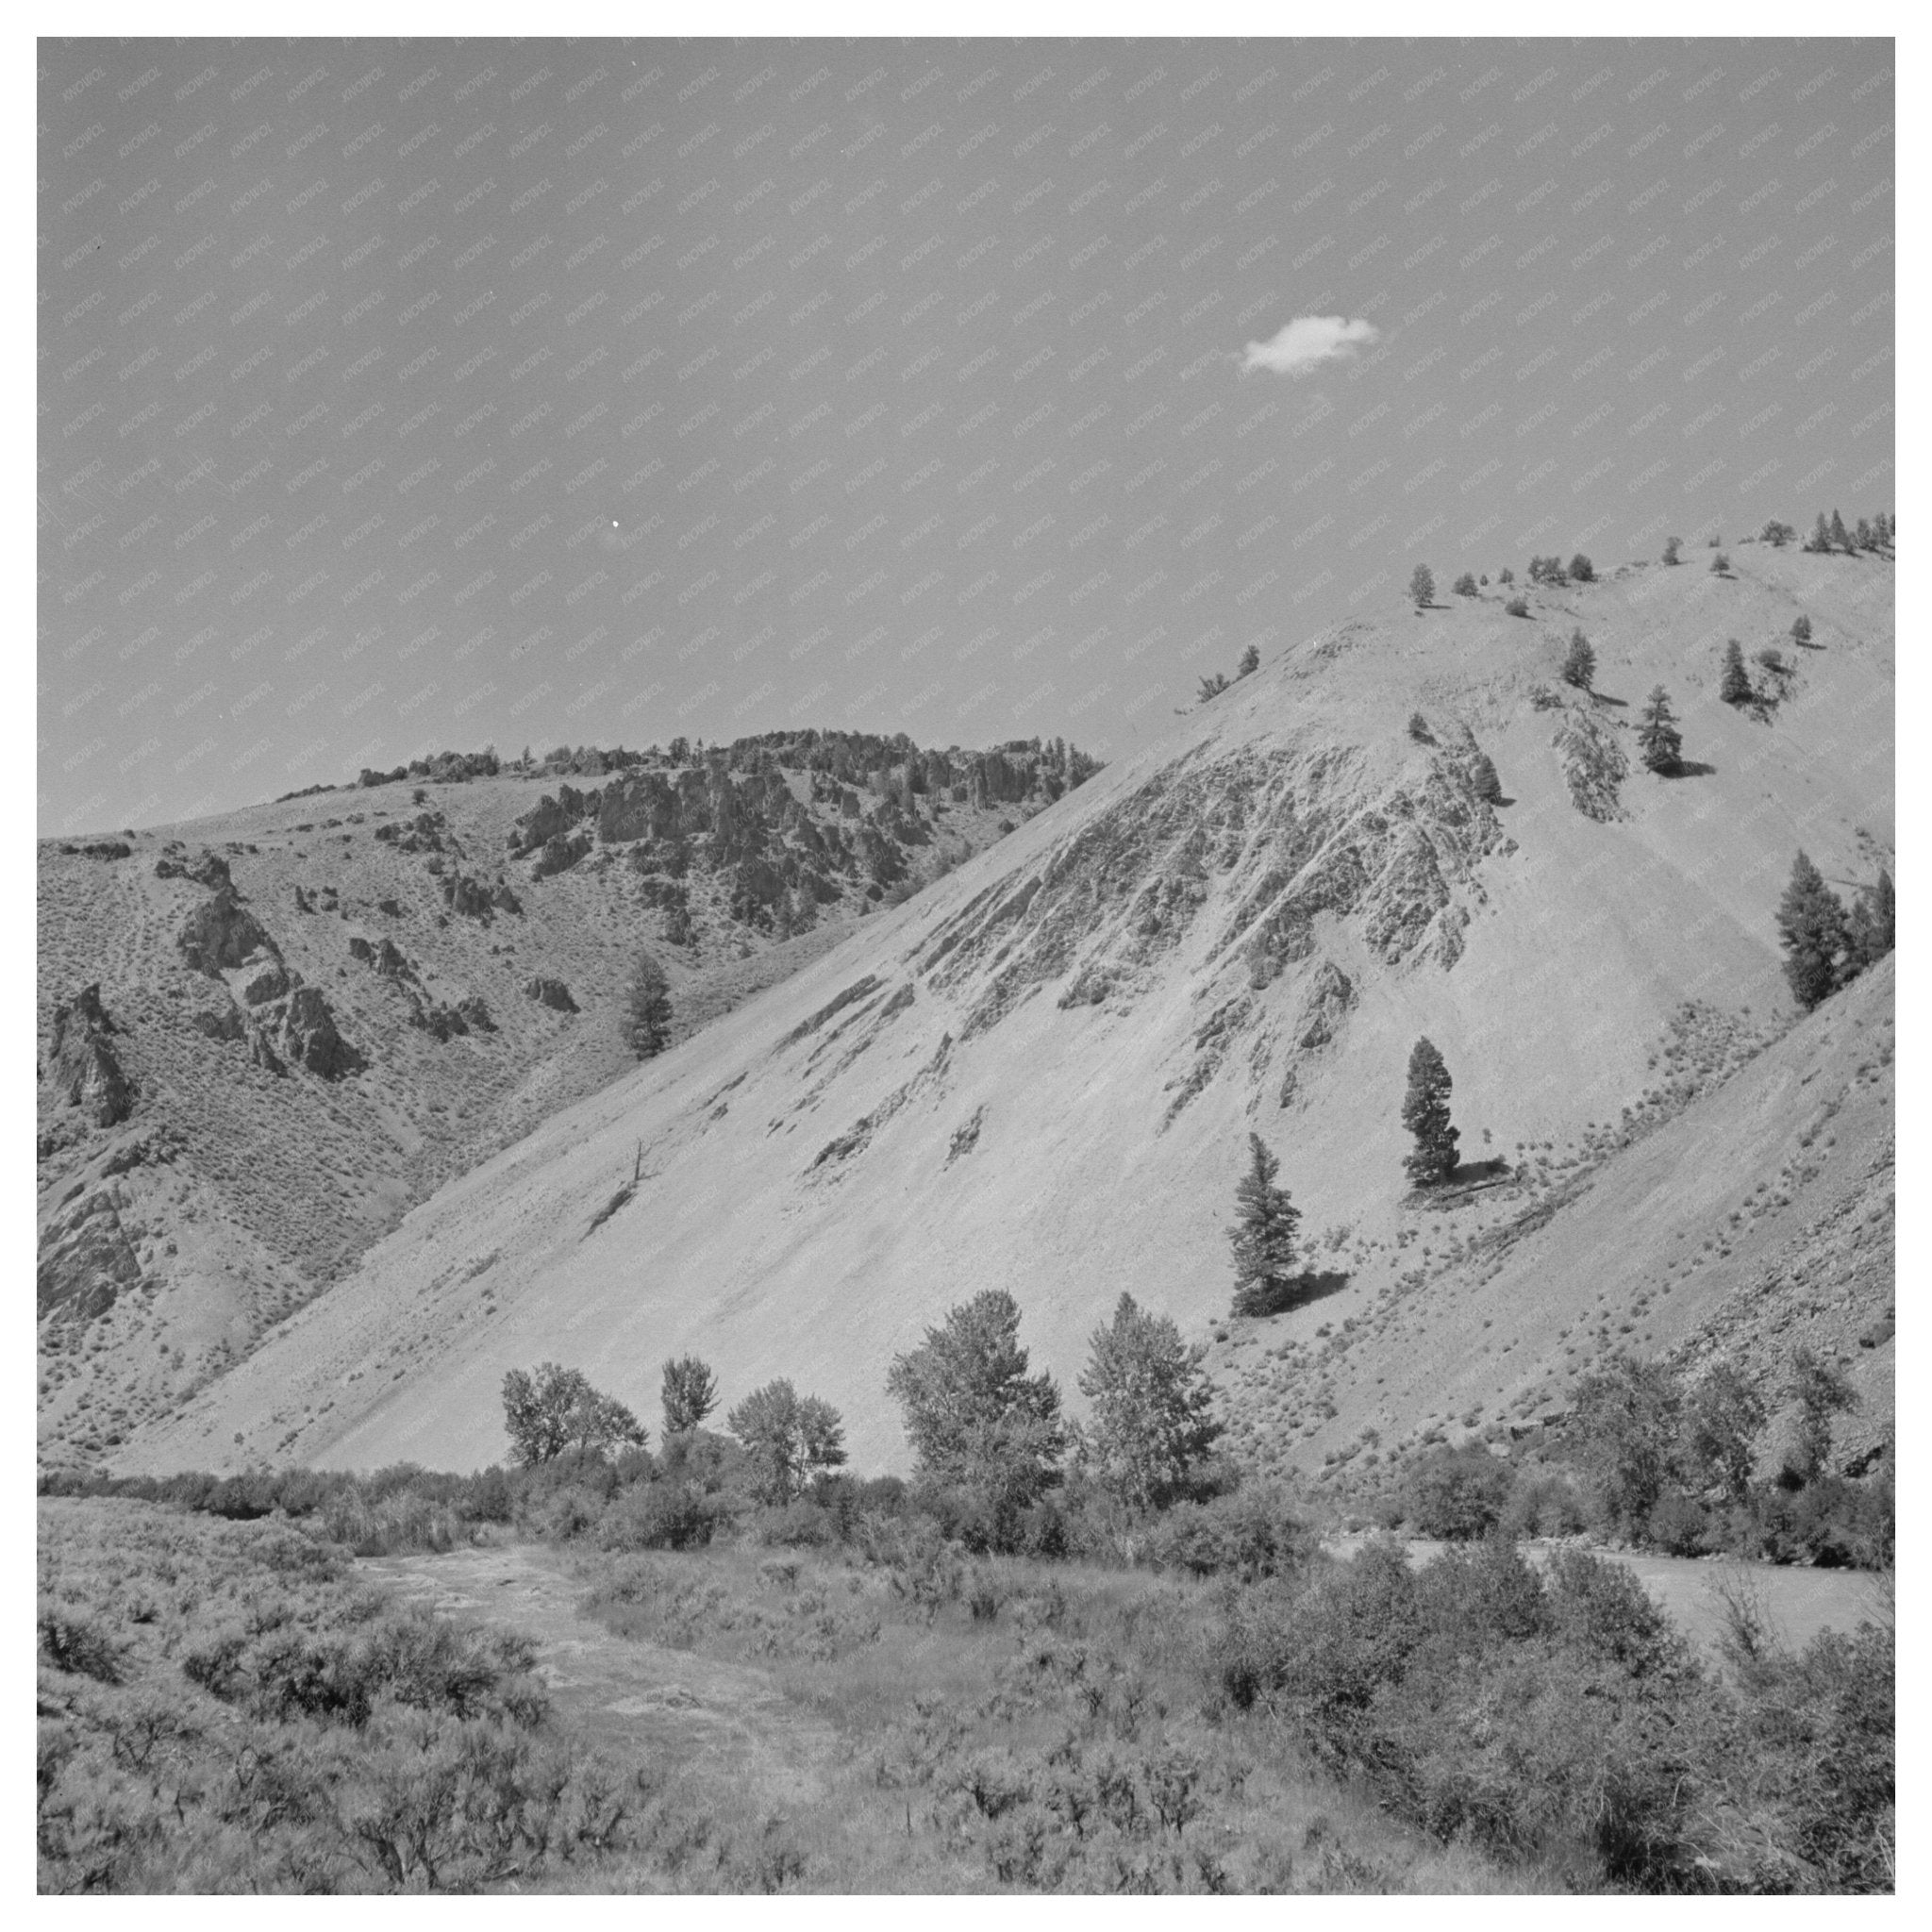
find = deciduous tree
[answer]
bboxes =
[886,1291,1066,1536]
[1078,1293,1224,1510]
[660,1355,720,1435]
[501,1363,647,1467]
[725,1378,846,1504]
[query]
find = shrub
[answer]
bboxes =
[1404,1445,1513,1540]
[1408,563,1436,608]
[1662,536,1682,564]
[595,1479,720,1551]
[1451,573,1478,597]
[1568,553,1595,582]
[1142,1488,1311,1580]
[1505,595,1530,617]
[1644,1490,1713,1557]
[1407,710,1433,742]
[1710,551,1731,575]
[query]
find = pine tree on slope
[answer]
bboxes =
[1227,1132,1301,1316]
[1775,851,1850,1009]
[1401,1039,1460,1187]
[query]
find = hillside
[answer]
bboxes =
[110,543,1893,1479]
[38,731,1091,1464]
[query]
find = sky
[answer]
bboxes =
[37,34,1894,835]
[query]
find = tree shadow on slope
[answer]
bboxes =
[1240,1270,1353,1319]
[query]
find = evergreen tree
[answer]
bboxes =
[1829,508,1850,551]
[1807,511,1832,554]
[1561,629,1596,689]
[1196,671,1231,705]
[1637,687,1683,774]
[1568,553,1595,583]
[1844,868,1895,974]
[661,1354,720,1435]
[1853,517,1874,552]
[625,951,673,1058]
[1720,639,1753,706]
[1400,1039,1460,1187]
[1077,1293,1224,1510]
[1226,1133,1301,1315]
[1775,851,1850,1008]
[1662,535,1683,564]
[1409,563,1436,608]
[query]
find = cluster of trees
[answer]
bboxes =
[1412,554,1593,608]
[501,1354,847,1507]
[1194,640,1263,704]
[1802,508,1893,554]
[1776,853,1895,1009]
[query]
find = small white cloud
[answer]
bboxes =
[1240,315,1382,378]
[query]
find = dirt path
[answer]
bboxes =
[359,1542,839,1807]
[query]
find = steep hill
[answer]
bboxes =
[112,544,1893,1478]
[38,731,1091,1463]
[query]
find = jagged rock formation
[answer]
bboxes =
[45,985,136,1127]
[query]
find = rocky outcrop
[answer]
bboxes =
[156,847,233,890]
[1555,708,1627,821]
[38,1185,143,1323]
[176,889,276,977]
[374,810,452,856]
[45,985,136,1126]
[530,831,592,880]
[524,976,578,1014]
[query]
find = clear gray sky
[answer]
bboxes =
[38,34,1893,833]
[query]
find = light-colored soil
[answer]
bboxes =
[119,549,1892,1483]
[361,1541,838,1811]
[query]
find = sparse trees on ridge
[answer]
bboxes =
[1400,1039,1460,1188]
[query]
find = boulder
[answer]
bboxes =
[523,976,578,1014]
